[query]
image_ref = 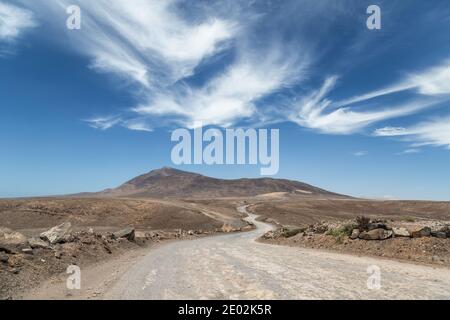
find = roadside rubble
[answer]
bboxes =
[263,217,450,241]
[261,216,450,267]
[0,218,254,299]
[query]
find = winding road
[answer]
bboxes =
[103,206,450,300]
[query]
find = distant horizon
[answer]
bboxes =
[1,165,448,202]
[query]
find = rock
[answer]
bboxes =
[54,251,63,259]
[0,252,9,263]
[240,225,254,232]
[359,228,393,240]
[22,248,33,255]
[350,229,360,240]
[409,227,431,238]
[263,231,276,239]
[367,223,387,231]
[9,268,19,274]
[40,222,72,244]
[28,237,51,249]
[392,227,411,238]
[308,222,329,234]
[221,224,236,233]
[0,244,16,254]
[134,231,147,240]
[431,231,447,239]
[0,227,27,246]
[112,228,135,241]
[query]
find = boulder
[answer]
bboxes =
[0,244,16,254]
[367,223,387,231]
[28,237,51,249]
[40,222,72,244]
[0,252,9,263]
[431,231,447,239]
[392,227,411,238]
[409,227,431,238]
[0,227,27,246]
[359,228,393,240]
[350,229,360,240]
[263,231,276,239]
[309,222,329,234]
[112,228,135,241]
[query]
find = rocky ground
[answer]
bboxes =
[259,216,450,267]
[0,224,199,299]
[0,198,254,299]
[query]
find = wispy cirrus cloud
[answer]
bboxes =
[85,115,122,130]
[353,151,368,157]
[287,76,442,135]
[375,116,450,149]
[13,0,450,151]
[396,149,421,155]
[22,0,237,87]
[335,61,450,107]
[0,1,36,50]
[22,0,309,129]
[133,47,308,128]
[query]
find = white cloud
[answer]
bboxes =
[134,48,308,127]
[16,0,314,130]
[22,0,236,87]
[0,2,36,41]
[373,126,409,137]
[85,115,122,130]
[13,0,450,143]
[122,120,153,132]
[396,149,421,155]
[353,151,368,157]
[375,116,450,149]
[409,61,450,95]
[288,76,440,134]
[336,61,450,107]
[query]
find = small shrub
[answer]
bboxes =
[402,216,416,223]
[356,216,370,231]
[326,224,355,243]
[282,227,305,238]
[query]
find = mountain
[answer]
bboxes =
[88,167,349,199]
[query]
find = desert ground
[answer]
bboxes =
[1,196,449,299]
[1,168,450,300]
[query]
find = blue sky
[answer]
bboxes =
[1,0,450,200]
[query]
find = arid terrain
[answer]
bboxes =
[1,168,450,299]
[21,206,450,300]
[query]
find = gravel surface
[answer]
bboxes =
[103,206,450,300]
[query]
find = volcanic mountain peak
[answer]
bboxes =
[92,167,348,199]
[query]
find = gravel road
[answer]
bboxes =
[104,206,450,300]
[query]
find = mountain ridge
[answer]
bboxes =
[83,167,349,199]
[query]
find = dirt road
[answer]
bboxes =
[100,206,450,300]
